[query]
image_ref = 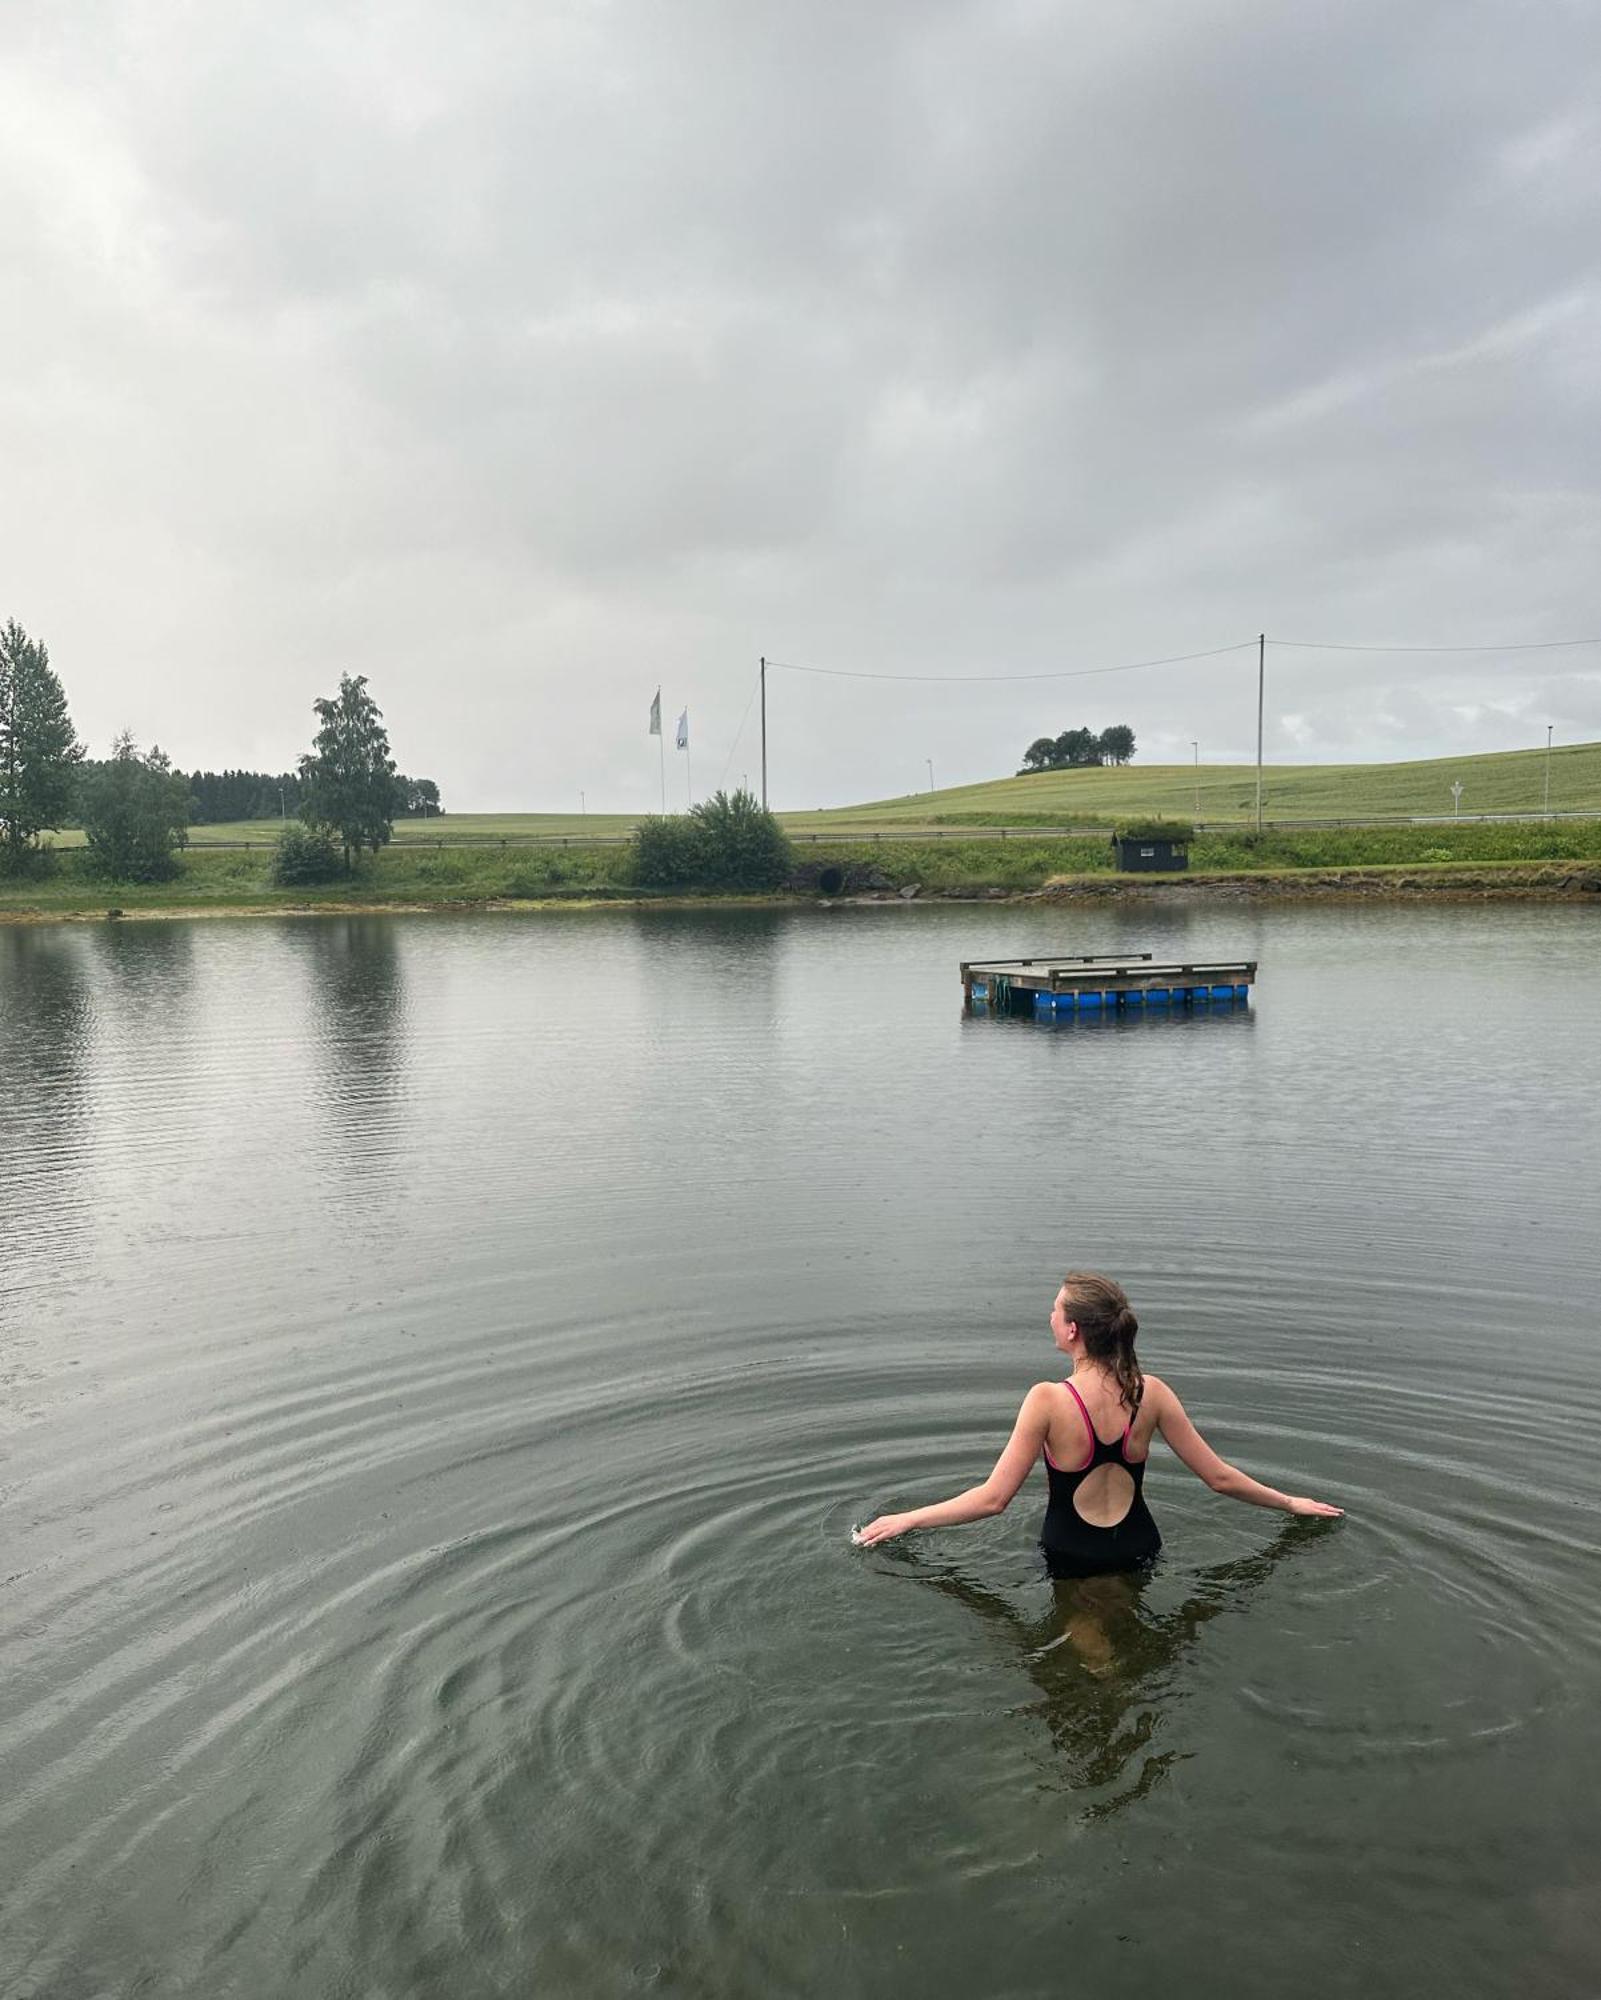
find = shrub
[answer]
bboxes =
[629,814,710,887]
[270,823,344,885]
[0,840,59,882]
[628,791,794,890]
[1111,818,1194,844]
[688,789,794,889]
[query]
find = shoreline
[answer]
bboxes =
[4,860,1598,925]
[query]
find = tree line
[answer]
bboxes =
[0,615,437,883]
[1020,724,1136,771]
[181,767,441,823]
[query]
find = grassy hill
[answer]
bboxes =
[40,739,1601,849]
[798,740,1601,828]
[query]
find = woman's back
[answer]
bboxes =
[1039,1371,1163,1578]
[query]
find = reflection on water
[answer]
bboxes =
[292,918,410,1210]
[2,902,1600,1997]
[0,927,96,1319]
[899,1519,1338,1819]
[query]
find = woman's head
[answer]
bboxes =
[1051,1270,1143,1412]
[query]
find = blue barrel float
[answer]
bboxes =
[960,954,1257,1020]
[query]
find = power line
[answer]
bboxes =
[1274,636,1601,654]
[763,640,1257,684]
[715,664,763,795]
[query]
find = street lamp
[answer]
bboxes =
[1191,740,1199,820]
[1451,780,1463,819]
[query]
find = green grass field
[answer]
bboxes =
[30,739,1601,861]
[799,739,1601,827]
[174,813,638,847]
[7,818,1601,920]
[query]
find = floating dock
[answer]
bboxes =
[962,952,1256,1017]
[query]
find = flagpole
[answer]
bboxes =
[659,732,665,814]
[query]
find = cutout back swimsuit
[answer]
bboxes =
[1040,1380,1162,1579]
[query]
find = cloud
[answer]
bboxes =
[2,0,1599,806]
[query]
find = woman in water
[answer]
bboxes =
[855,1271,1342,1567]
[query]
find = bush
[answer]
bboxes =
[628,790,793,890]
[0,840,59,882]
[79,735,190,882]
[1112,818,1194,844]
[629,814,710,887]
[688,789,794,889]
[270,823,343,885]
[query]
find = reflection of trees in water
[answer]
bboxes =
[292,919,410,1202]
[86,921,198,1071]
[0,926,94,1093]
[296,920,406,1048]
[622,906,786,999]
[904,1521,1334,1820]
[0,929,97,1299]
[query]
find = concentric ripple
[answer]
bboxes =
[2,904,1600,1998]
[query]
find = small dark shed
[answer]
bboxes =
[1112,835,1190,872]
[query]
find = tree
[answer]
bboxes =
[0,620,84,864]
[393,774,443,817]
[1054,727,1102,768]
[298,674,398,868]
[79,733,191,881]
[1018,721,1138,771]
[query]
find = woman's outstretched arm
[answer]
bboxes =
[1147,1375,1343,1517]
[854,1385,1054,1546]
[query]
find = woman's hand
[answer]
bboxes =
[853,1512,918,1546]
[1286,1495,1343,1517]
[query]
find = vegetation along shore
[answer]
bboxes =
[5,819,1600,922]
[5,617,1598,921]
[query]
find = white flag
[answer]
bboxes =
[676,708,689,750]
[648,688,661,737]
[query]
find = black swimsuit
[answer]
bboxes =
[1040,1380,1162,1579]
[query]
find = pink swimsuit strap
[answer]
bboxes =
[1047,1378,1142,1471]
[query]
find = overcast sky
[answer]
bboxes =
[4,2,1599,811]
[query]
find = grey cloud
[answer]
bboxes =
[2,0,1599,807]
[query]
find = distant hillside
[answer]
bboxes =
[101,739,1601,847]
[795,740,1601,827]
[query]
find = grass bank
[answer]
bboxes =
[5,821,1601,921]
[809,819,1601,892]
[0,843,636,918]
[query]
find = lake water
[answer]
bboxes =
[2,900,1599,1998]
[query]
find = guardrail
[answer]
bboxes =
[178,807,1600,852]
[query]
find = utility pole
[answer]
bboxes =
[1545,725,1553,819]
[1255,633,1265,834]
[1191,740,1199,820]
[760,657,768,811]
